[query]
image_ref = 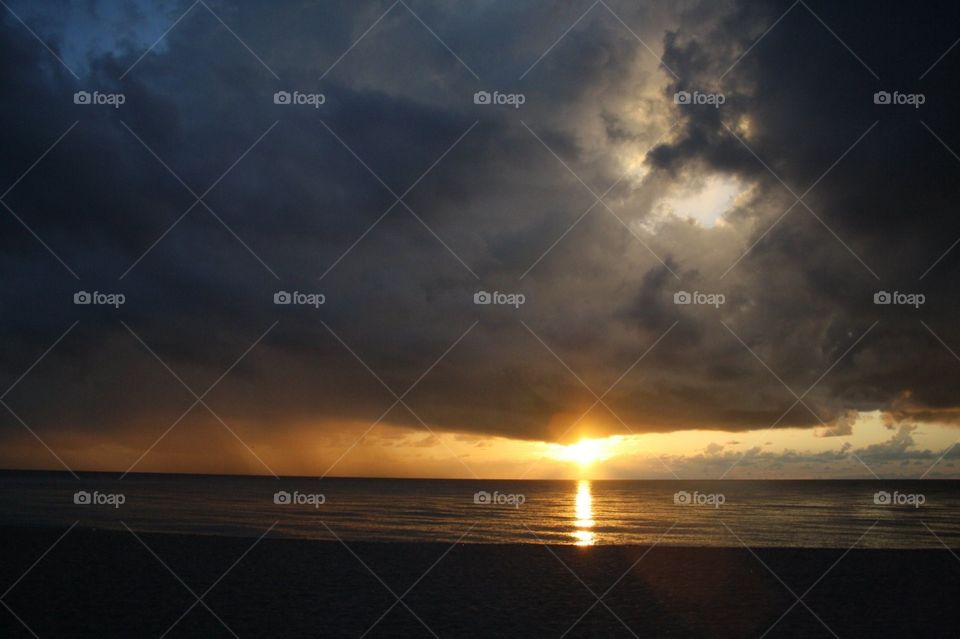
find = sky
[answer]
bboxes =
[1,0,959,479]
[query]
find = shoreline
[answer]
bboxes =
[2,520,958,550]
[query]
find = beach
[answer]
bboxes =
[2,525,957,638]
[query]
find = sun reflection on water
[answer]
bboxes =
[573,479,595,546]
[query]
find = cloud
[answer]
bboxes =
[652,424,950,478]
[2,0,960,475]
[856,424,934,462]
[816,409,858,437]
[704,442,725,454]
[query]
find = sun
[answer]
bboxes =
[549,436,621,466]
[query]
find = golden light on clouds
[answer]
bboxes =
[2,412,956,480]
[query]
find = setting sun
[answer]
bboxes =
[549,436,623,466]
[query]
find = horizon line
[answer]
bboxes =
[0,467,951,482]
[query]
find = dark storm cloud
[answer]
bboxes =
[2,0,960,467]
[643,0,960,430]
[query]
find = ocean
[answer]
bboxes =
[1,471,957,548]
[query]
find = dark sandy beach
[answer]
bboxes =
[1,525,957,638]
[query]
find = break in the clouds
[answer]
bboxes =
[1,0,959,474]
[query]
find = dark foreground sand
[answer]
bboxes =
[1,525,957,638]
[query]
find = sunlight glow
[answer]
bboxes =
[549,436,623,467]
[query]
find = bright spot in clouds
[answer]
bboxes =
[656,174,745,228]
